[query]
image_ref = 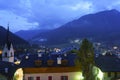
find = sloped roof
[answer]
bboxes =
[95,55,120,72]
[19,53,77,68]
[0,61,18,79]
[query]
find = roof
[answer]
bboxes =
[19,53,77,68]
[23,66,81,73]
[95,55,120,72]
[0,61,19,79]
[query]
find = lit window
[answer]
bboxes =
[47,60,54,66]
[61,60,68,66]
[34,60,42,67]
[57,57,62,64]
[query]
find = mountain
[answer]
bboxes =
[15,29,50,40]
[30,9,120,46]
[0,26,29,47]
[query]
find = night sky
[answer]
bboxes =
[0,0,120,32]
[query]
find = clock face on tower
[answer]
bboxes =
[13,68,23,80]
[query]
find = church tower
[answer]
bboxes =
[2,24,14,63]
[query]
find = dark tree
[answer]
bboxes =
[78,39,95,80]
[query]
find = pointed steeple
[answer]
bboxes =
[2,23,14,63]
[6,23,11,50]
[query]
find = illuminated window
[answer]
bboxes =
[48,76,52,80]
[61,76,68,80]
[36,77,40,80]
[47,60,54,66]
[57,57,62,64]
[61,60,68,66]
[34,60,42,67]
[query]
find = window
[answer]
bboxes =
[11,53,13,57]
[57,57,62,64]
[108,72,111,77]
[114,72,117,78]
[34,60,42,67]
[47,60,54,66]
[48,76,52,80]
[5,52,7,57]
[28,77,34,80]
[36,77,40,80]
[61,76,68,80]
[61,60,68,66]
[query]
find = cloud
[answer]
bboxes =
[0,10,38,32]
[26,0,94,29]
[0,0,119,32]
[89,0,120,11]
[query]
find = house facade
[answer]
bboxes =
[23,67,82,80]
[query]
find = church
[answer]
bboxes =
[0,24,23,80]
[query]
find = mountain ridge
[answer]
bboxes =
[0,26,29,47]
[17,9,120,46]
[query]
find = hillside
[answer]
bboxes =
[29,9,120,45]
[15,29,51,40]
[0,26,29,47]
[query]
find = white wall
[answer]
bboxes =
[24,72,83,80]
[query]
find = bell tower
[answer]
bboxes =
[2,24,14,63]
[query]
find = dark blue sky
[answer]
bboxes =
[0,0,120,32]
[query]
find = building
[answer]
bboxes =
[19,53,83,80]
[2,25,14,63]
[0,25,23,80]
[96,55,120,80]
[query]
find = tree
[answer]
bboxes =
[78,39,95,80]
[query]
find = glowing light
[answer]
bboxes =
[14,60,21,65]
[92,66,104,80]
[97,68,104,80]
[113,46,118,49]
[13,68,23,80]
[75,72,84,80]
[0,50,2,54]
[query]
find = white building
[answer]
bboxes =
[23,66,82,80]
[2,25,14,63]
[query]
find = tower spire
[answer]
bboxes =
[6,23,11,50]
[2,23,14,63]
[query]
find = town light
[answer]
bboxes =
[0,50,2,54]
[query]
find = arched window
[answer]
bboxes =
[5,52,7,57]
[11,53,13,57]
